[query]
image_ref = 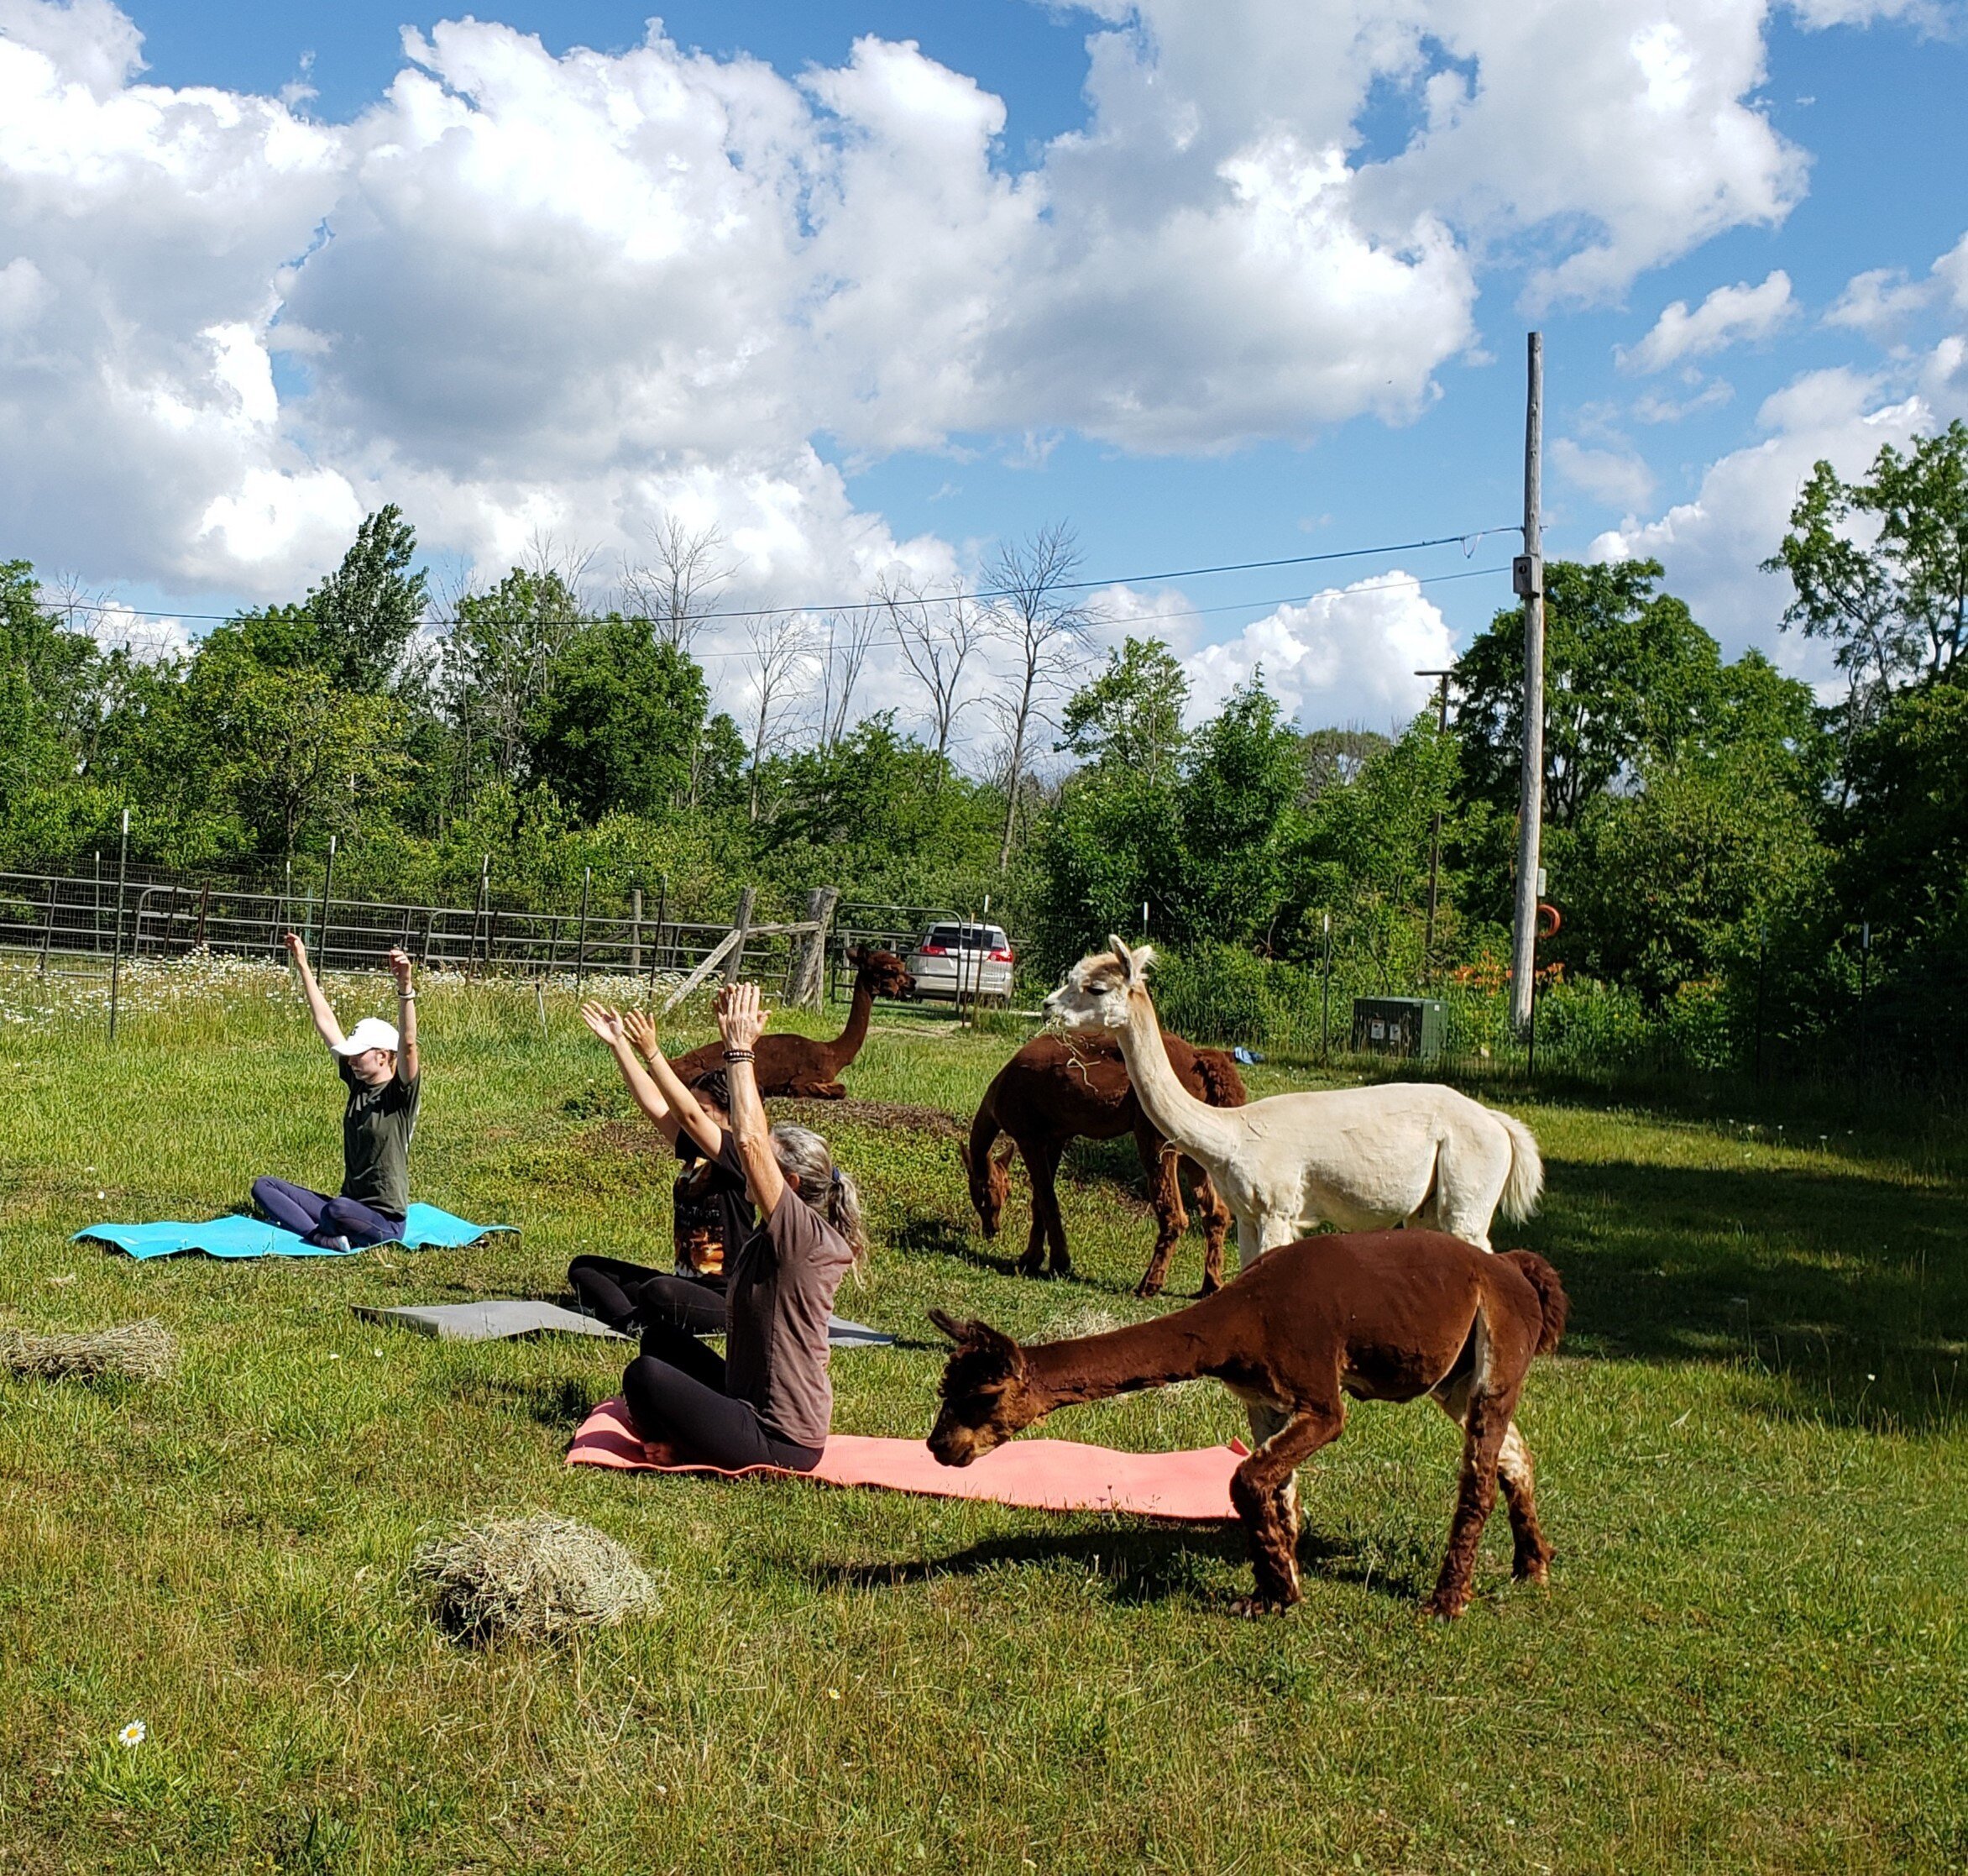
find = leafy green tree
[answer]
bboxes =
[235,507,427,694]
[0,561,100,815]
[1765,421,1968,703]
[1454,559,1725,827]
[446,569,584,789]
[1831,681,1968,931]
[160,630,409,860]
[526,617,709,820]
[1056,637,1189,782]
[1562,743,1825,1003]
[1169,679,1306,946]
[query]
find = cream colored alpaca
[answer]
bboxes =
[1043,938,1544,1271]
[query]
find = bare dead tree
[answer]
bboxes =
[742,613,814,821]
[620,516,735,653]
[981,523,1096,868]
[815,609,880,754]
[878,571,984,759]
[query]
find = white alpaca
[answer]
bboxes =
[1043,938,1543,1270]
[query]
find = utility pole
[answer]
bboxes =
[1509,332,1545,1036]
[1415,667,1454,983]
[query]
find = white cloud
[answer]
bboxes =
[1934,233,1968,312]
[0,0,1950,738]
[1619,271,1795,373]
[1824,266,1935,337]
[1590,364,1952,680]
[1632,378,1735,423]
[1182,571,1454,730]
[1552,438,1656,511]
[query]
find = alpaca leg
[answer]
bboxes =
[1428,1382,1523,1620]
[1192,1163,1229,1296]
[1023,1140,1070,1279]
[1496,1422,1552,1582]
[1227,1402,1344,1616]
[1133,1129,1185,1298]
[1433,1384,1548,1581]
[1239,1215,1301,1454]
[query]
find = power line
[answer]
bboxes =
[77,563,1515,662]
[50,522,1520,639]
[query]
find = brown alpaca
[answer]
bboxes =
[928,1229,1568,1620]
[668,946,915,1098]
[960,1033,1247,1295]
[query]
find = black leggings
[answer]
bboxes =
[622,1318,823,1474]
[568,1256,729,1335]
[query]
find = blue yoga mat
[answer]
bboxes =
[75,1204,515,1261]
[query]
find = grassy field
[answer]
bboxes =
[1,956,1964,1873]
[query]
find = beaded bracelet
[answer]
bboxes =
[722,1049,755,1063]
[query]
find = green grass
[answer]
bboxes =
[1,959,1964,1873]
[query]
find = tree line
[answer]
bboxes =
[4,423,1965,1077]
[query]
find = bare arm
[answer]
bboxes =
[283,932,345,1051]
[388,949,419,1082]
[580,1004,684,1148]
[622,1010,725,1161]
[714,983,786,1217]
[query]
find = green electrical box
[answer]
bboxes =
[1351,997,1447,1063]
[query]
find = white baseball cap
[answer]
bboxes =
[332,1017,400,1057]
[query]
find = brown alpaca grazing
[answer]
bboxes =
[960,1033,1247,1295]
[667,946,915,1098]
[928,1229,1568,1620]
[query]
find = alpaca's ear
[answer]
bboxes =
[1107,935,1134,979]
[992,1141,1017,1171]
[847,944,867,966]
[928,1307,974,1344]
[956,1142,972,1173]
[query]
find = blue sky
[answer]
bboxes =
[3,0,1966,737]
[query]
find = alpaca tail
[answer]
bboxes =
[1499,1250,1568,1355]
[1192,1048,1249,1109]
[1492,1108,1545,1222]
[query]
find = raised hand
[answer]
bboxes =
[715,981,768,1054]
[579,1001,625,1047]
[388,947,414,993]
[621,1009,662,1061]
[283,931,308,966]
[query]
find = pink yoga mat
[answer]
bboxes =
[568,1398,1245,1522]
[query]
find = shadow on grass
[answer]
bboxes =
[797,1524,1422,1607]
[1540,1155,1967,1433]
[453,1373,603,1432]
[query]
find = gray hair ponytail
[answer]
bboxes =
[768,1123,868,1266]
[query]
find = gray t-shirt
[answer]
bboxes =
[338,1057,420,1218]
[724,1185,856,1451]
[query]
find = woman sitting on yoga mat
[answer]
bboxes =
[253,934,420,1250]
[613,982,864,1472]
[568,1004,755,1338]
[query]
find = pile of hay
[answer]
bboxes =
[0,1319,179,1382]
[411,1514,658,1644]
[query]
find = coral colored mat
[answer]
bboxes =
[568,1398,1244,1522]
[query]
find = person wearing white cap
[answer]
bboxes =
[251,933,421,1250]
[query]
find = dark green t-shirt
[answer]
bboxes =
[338,1057,420,1218]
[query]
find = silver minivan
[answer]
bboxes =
[905,922,1016,1004]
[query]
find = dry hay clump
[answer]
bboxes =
[411,1514,658,1644]
[1,1319,179,1382]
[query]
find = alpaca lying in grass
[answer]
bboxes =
[928,1229,1568,1619]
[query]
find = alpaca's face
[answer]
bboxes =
[926,1313,1043,1465]
[852,946,919,1000]
[959,1141,1013,1238]
[1043,941,1148,1033]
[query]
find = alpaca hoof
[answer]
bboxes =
[1133,1279,1165,1300]
[1426,1590,1469,1622]
[1514,1554,1552,1585]
[1017,1257,1046,1279]
[1196,1276,1222,1298]
[1228,1593,1297,1619]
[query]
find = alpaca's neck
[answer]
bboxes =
[828,975,877,1067]
[1111,988,1239,1166]
[1025,1311,1233,1408]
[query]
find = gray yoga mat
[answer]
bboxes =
[353,1299,895,1347]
